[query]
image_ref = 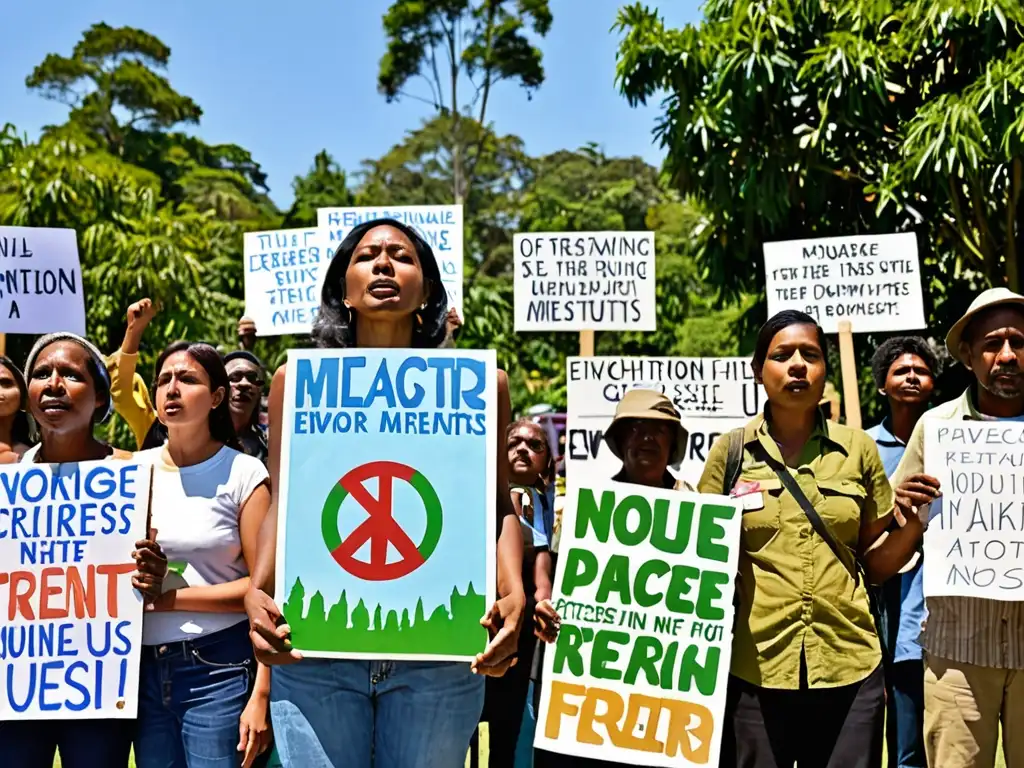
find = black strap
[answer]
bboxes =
[723,428,745,496]
[750,442,860,585]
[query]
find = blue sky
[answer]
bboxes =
[0,0,701,207]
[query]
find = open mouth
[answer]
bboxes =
[164,403,184,416]
[784,381,810,392]
[40,400,71,414]
[368,279,401,299]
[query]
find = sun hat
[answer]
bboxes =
[24,332,114,423]
[945,287,1024,361]
[603,388,688,466]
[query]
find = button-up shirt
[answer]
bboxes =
[699,410,892,689]
[892,388,1024,669]
[867,418,925,663]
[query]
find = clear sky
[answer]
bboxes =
[0,0,701,207]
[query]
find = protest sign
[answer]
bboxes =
[535,480,740,765]
[923,421,1024,601]
[316,206,465,317]
[276,348,496,659]
[763,232,925,334]
[566,356,763,488]
[0,227,85,335]
[514,232,657,332]
[0,461,150,720]
[243,228,323,337]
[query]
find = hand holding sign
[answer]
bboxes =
[895,473,940,527]
[245,587,302,666]
[473,591,525,677]
[133,535,168,605]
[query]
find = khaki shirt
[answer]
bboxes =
[698,411,893,689]
[891,388,1024,669]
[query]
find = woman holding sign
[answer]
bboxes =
[134,342,272,768]
[244,218,528,768]
[698,311,923,768]
[0,332,167,768]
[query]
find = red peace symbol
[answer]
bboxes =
[321,461,443,581]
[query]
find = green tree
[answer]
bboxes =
[27,23,275,221]
[283,577,307,619]
[373,604,384,632]
[614,0,1024,337]
[352,599,370,632]
[283,150,354,228]
[377,0,553,203]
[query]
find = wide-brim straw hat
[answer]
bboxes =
[945,287,1024,362]
[604,388,688,466]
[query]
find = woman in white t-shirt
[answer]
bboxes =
[134,341,272,768]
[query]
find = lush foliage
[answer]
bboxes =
[616,0,1024,417]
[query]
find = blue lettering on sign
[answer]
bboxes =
[293,355,486,412]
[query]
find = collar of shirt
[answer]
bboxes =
[745,406,849,467]
[868,416,904,448]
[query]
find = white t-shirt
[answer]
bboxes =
[136,445,268,645]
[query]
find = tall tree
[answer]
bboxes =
[377,0,553,203]
[27,23,275,220]
[283,150,354,228]
[615,0,1024,334]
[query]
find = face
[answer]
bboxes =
[507,424,548,484]
[620,418,674,480]
[225,358,263,421]
[883,353,934,405]
[344,225,429,319]
[155,351,224,428]
[27,342,102,434]
[755,323,827,408]
[0,364,22,420]
[961,307,1024,400]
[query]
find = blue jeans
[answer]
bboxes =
[271,659,484,767]
[0,718,133,768]
[135,621,256,768]
[886,659,926,768]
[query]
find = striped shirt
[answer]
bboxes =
[892,388,1024,669]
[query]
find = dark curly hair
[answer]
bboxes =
[871,336,939,390]
[141,342,241,451]
[311,217,448,349]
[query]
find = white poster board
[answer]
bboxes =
[923,421,1024,600]
[0,461,150,719]
[763,232,925,334]
[514,232,656,331]
[317,206,464,318]
[566,357,763,489]
[244,228,322,337]
[535,479,740,765]
[0,227,85,335]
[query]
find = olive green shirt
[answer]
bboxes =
[698,411,893,689]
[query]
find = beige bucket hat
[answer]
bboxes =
[945,287,1024,361]
[604,388,689,466]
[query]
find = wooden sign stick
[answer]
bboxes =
[837,320,862,429]
[0,333,7,357]
[579,330,595,358]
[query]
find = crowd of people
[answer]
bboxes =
[0,216,1020,768]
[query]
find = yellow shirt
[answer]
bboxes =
[698,411,893,689]
[105,350,157,449]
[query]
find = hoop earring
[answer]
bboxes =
[415,312,423,327]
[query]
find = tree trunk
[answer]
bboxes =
[448,25,463,205]
[1008,157,1022,293]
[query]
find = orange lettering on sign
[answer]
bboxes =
[544,681,715,764]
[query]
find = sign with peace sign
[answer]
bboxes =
[277,349,497,661]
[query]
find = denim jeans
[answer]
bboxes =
[271,659,484,767]
[0,718,133,768]
[886,659,926,768]
[135,621,255,768]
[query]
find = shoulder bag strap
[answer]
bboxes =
[750,442,860,585]
[722,428,745,496]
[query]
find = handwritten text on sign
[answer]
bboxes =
[763,233,925,334]
[514,232,656,331]
[317,206,464,317]
[534,481,740,766]
[244,229,322,337]
[0,462,149,719]
[0,227,85,335]
[566,357,763,489]
[923,422,1024,601]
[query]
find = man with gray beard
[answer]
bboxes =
[891,288,1024,768]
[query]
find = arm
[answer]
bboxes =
[109,299,158,448]
[860,427,927,584]
[244,365,302,664]
[153,482,271,613]
[472,369,527,676]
